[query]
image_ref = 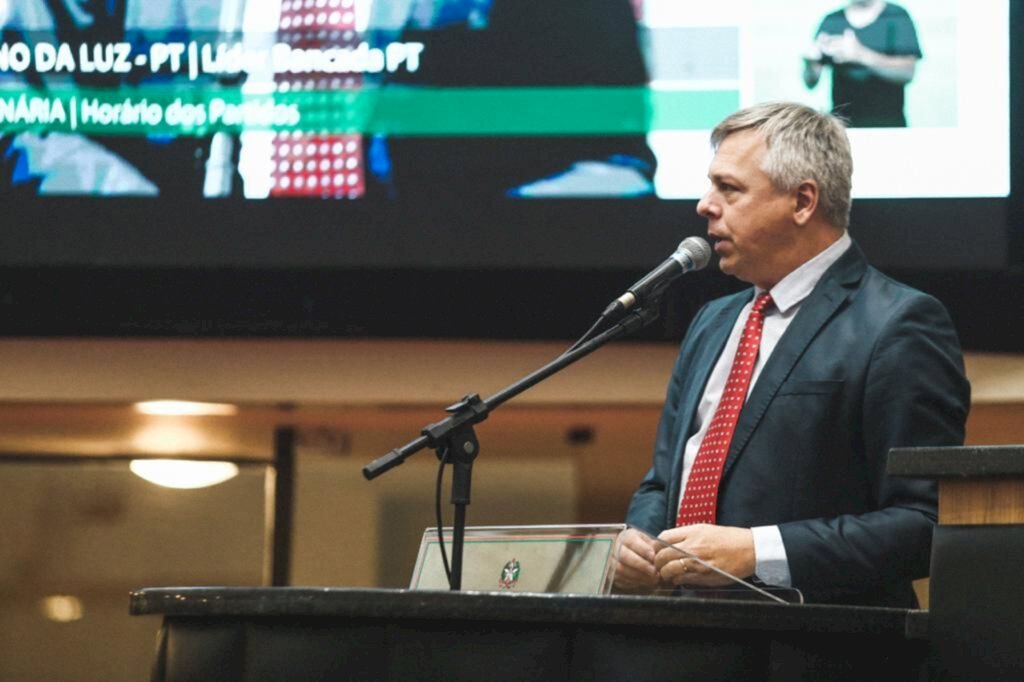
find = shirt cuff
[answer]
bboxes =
[751,525,792,587]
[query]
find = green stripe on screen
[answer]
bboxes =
[0,85,739,136]
[359,87,740,135]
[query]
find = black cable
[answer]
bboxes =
[434,446,453,587]
[565,296,661,355]
[564,313,614,355]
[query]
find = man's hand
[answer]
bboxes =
[611,528,661,593]
[653,524,756,587]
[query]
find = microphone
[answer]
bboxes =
[564,237,711,355]
[604,237,712,315]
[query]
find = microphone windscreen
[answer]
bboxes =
[678,237,712,271]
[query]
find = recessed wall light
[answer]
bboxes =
[134,401,239,416]
[40,595,84,623]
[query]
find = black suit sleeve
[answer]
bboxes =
[778,293,969,601]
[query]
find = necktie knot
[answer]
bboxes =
[752,291,773,315]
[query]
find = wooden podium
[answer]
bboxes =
[889,445,1024,680]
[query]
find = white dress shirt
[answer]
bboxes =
[677,231,852,586]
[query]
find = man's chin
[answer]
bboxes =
[719,261,757,285]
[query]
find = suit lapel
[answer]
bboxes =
[720,244,867,480]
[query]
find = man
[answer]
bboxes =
[803,0,922,127]
[614,101,969,606]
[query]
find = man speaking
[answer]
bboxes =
[614,102,969,606]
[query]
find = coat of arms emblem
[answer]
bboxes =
[499,558,521,589]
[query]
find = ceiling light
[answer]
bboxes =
[129,459,239,489]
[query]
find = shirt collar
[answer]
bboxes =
[757,231,852,314]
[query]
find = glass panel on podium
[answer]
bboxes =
[611,526,803,604]
[410,524,625,594]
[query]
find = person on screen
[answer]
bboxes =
[366,0,657,199]
[612,102,969,606]
[802,0,922,127]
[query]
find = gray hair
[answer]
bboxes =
[711,102,852,229]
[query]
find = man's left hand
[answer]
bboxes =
[653,524,756,587]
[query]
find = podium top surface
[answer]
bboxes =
[888,445,1024,478]
[129,587,926,640]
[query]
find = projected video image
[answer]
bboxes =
[0,0,1010,200]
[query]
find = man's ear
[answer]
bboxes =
[793,180,819,226]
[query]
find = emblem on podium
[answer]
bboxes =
[499,559,521,589]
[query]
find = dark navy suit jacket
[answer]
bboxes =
[626,242,970,606]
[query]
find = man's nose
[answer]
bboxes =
[696,192,714,217]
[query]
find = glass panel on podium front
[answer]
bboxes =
[609,526,803,604]
[410,524,625,594]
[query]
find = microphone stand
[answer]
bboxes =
[363,303,661,591]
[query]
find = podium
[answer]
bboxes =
[129,445,1024,680]
[889,445,1024,680]
[130,587,926,681]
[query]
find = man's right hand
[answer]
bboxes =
[611,528,661,593]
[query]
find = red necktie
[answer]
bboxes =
[676,291,773,526]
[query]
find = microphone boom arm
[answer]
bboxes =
[361,302,663,590]
[363,303,661,479]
